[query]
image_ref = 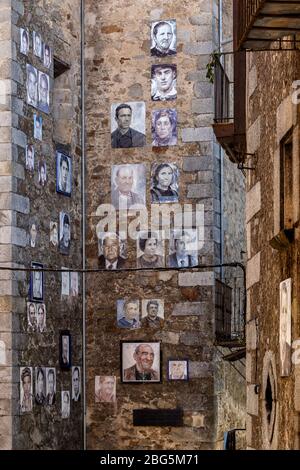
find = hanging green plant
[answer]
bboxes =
[206,51,221,84]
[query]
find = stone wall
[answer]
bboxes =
[0,0,83,449]
[85,0,245,450]
[245,45,300,449]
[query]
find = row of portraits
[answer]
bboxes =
[30,263,78,303]
[111,103,177,148]
[25,149,72,196]
[98,230,199,270]
[20,365,80,415]
[20,28,52,68]
[27,64,50,114]
[109,163,180,207]
[29,212,70,257]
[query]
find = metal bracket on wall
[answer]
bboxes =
[237,152,257,171]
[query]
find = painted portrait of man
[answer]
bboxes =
[26,65,38,108]
[151,64,177,101]
[111,102,146,148]
[150,20,176,57]
[56,152,72,196]
[38,72,50,114]
[121,342,161,383]
[111,163,146,210]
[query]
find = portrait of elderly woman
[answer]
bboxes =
[152,109,177,147]
[151,163,179,203]
[137,231,164,269]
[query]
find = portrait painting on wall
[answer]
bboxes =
[150,19,177,57]
[95,376,116,403]
[280,278,292,377]
[56,152,72,196]
[27,302,37,332]
[35,366,46,405]
[141,299,164,329]
[38,71,50,114]
[33,31,42,58]
[72,366,81,402]
[20,366,33,413]
[26,64,38,108]
[30,262,44,302]
[59,211,71,255]
[121,341,161,383]
[50,221,58,247]
[151,163,179,203]
[111,101,146,149]
[151,64,177,101]
[97,232,128,270]
[168,359,189,381]
[111,163,146,210]
[36,303,46,333]
[117,299,140,330]
[29,222,37,248]
[25,144,35,171]
[136,231,164,269]
[43,43,52,69]
[168,229,198,268]
[20,28,29,55]
[38,159,47,186]
[59,330,71,370]
[70,272,79,296]
[152,108,177,147]
[34,114,43,141]
[61,268,70,296]
[46,367,56,406]
[61,391,70,419]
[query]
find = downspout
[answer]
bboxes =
[218,0,224,277]
[80,0,86,451]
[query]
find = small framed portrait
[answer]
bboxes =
[20,28,29,55]
[34,114,43,141]
[20,366,33,413]
[121,341,161,383]
[56,152,72,196]
[111,101,146,149]
[50,221,58,247]
[61,391,70,419]
[30,262,44,302]
[72,366,81,402]
[70,272,79,296]
[38,71,50,114]
[280,278,292,377]
[33,31,42,58]
[151,163,179,203]
[152,108,177,147]
[117,299,140,330]
[43,43,52,69]
[26,64,38,108]
[141,299,164,329]
[168,229,198,268]
[35,366,46,405]
[95,376,116,403]
[29,222,37,248]
[151,64,177,101]
[111,163,146,210]
[137,231,164,269]
[59,330,71,370]
[97,232,128,270]
[46,367,56,406]
[150,19,177,57]
[167,359,189,381]
[38,159,47,186]
[36,303,46,333]
[27,302,37,332]
[25,144,35,171]
[59,211,71,255]
[61,268,70,296]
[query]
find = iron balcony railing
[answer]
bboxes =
[214,58,233,124]
[236,0,265,48]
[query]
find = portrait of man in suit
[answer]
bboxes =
[98,232,128,270]
[111,102,146,148]
[167,230,198,268]
[122,342,161,383]
[111,164,146,210]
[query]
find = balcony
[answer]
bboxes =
[212,54,247,164]
[236,0,300,50]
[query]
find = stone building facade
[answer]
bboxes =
[0,0,245,450]
[0,0,83,449]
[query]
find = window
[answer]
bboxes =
[280,129,293,231]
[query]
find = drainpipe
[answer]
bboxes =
[80,0,86,451]
[218,0,224,277]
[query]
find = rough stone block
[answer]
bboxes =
[0,41,11,60]
[187,183,213,199]
[179,271,214,287]
[246,384,259,416]
[11,128,26,148]
[180,331,204,346]
[246,252,260,290]
[171,302,210,316]
[183,156,213,172]
[194,82,213,99]
[246,182,261,223]
[192,98,213,114]
[182,127,213,142]
[183,42,213,56]
[248,66,257,98]
[0,127,10,143]
[246,319,257,351]
[247,117,260,154]
[189,14,211,26]
[189,361,213,378]
[155,331,180,345]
